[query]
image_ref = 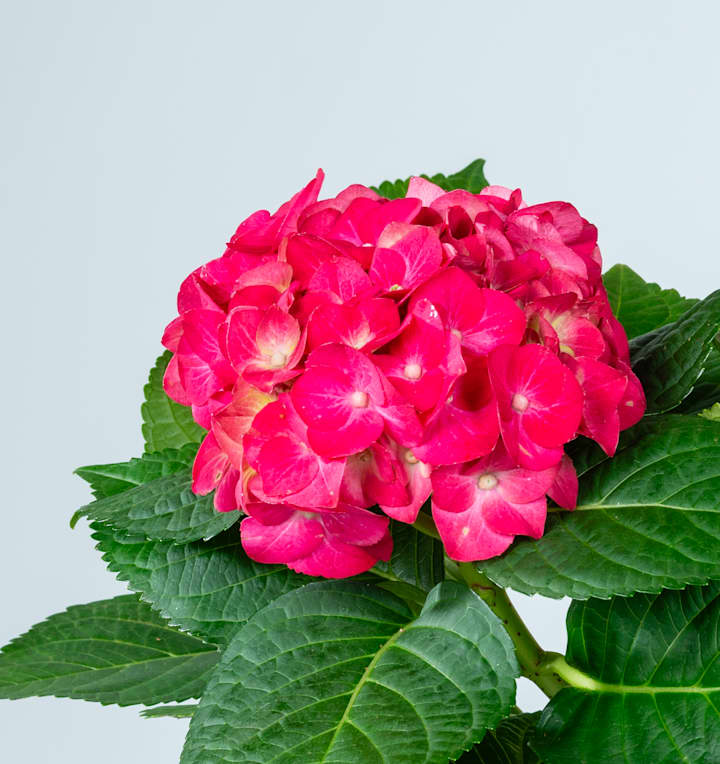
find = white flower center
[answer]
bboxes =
[511,393,530,412]
[478,473,498,490]
[350,390,369,408]
[403,362,422,380]
[268,350,287,369]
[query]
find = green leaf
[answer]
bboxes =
[142,703,198,719]
[373,520,444,592]
[457,713,541,763]
[630,289,720,413]
[602,264,698,339]
[0,595,218,706]
[142,351,205,453]
[75,444,197,500]
[180,580,518,764]
[481,415,720,599]
[92,524,311,647]
[372,158,488,199]
[678,345,720,413]
[532,583,720,763]
[73,471,240,543]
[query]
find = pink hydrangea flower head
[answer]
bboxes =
[160,168,646,577]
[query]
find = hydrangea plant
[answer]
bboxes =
[2,159,719,763]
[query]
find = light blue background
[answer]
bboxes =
[1,1,718,761]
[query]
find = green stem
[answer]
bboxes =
[412,512,571,698]
[457,563,567,698]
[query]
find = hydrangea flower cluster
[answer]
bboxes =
[162,170,645,578]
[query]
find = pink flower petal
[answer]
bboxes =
[370,223,443,294]
[489,344,582,468]
[240,507,325,564]
[410,267,526,356]
[406,176,447,206]
[567,356,627,455]
[307,297,400,352]
[414,356,499,466]
[432,502,514,561]
[547,455,578,510]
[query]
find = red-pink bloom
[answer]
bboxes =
[374,298,465,412]
[565,356,628,456]
[409,267,526,357]
[525,294,605,359]
[243,395,345,508]
[225,170,324,254]
[548,454,578,510]
[380,446,432,524]
[431,444,558,561]
[291,343,421,458]
[414,356,499,466]
[369,223,444,296]
[307,297,400,352]
[489,344,583,469]
[224,305,305,391]
[340,437,432,524]
[616,361,646,430]
[160,168,646,577]
[164,308,236,407]
[240,502,392,578]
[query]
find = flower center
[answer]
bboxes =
[511,393,530,412]
[350,390,369,408]
[403,362,422,380]
[404,450,419,464]
[268,350,288,369]
[451,328,463,341]
[477,473,498,490]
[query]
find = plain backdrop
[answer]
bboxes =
[1,1,719,761]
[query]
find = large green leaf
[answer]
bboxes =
[180,581,518,764]
[92,524,311,647]
[0,595,218,706]
[630,289,720,413]
[458,713,540,763]
[372,158,488,200]
[75,444,197,500]
[73,471,240,543]
[481,415,720,599]
[532,583,720,763]
[602,264,698,339]
[142,351,205,453]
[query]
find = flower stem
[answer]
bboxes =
[456,562,568,698]
[412,512,572,698]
